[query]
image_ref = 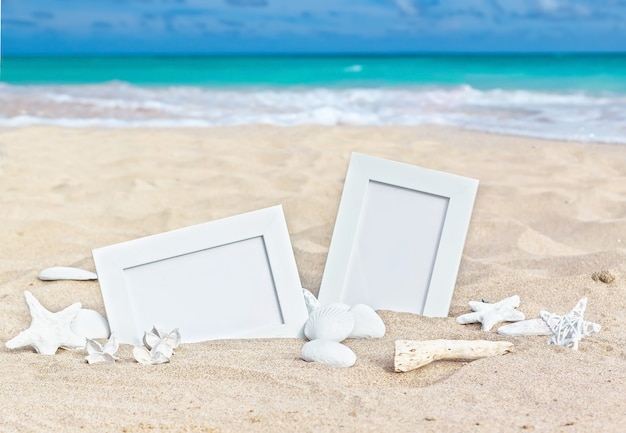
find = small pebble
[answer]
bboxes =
[591,270,615,284]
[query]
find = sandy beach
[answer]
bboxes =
[0,125,625,432]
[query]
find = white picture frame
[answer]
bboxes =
[92,205,308,345]
[318,153,479,317]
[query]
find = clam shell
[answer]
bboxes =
[71,309,111,339]
[304,303,354,342]
[301,340,356,368]
[348,304,386,339]
[39,266,97,281]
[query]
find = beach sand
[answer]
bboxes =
[0,125,625,432]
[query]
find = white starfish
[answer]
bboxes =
[85,334,119,364]
[5,291,86,355]
[457,295,525,331]
[540,297,600,350]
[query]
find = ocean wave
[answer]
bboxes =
[0,82,624,143]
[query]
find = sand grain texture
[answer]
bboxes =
[1,125,625,432]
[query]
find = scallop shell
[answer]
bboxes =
[304,303,354,342]
[301,340,356,368]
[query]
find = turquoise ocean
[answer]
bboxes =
[1,54,625,143]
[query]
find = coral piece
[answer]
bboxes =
[348,304,386,338]
[5,291,86,355]
[539,297,601,350]
[85,334,119,364]
[38,266,97,281]
[456,295,525,331]
[394,339,513,372]
[301,340,356,368]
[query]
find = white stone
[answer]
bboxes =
[497,318,552,336]
[71,309,110,340]
[39,266,97,281]
[301,340,356,368]
[304,303,354,342]
[348,304,386,338]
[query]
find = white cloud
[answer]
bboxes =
[394,0,418,16]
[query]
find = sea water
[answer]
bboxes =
[1,54,625,143]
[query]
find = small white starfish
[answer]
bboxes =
[457,295,526,331]
[540,297,600,350]
[5,291,86,355]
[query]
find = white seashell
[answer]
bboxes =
[85,334,119,364]
[133,344,171,365]
[143,326,181,351]
[301,340,356,368]
[39,266,97,281]
[304,303,354,342]
[302,288,320,314]
[348,304,386,339]
[71,309,110,340]
[497,318,552,336]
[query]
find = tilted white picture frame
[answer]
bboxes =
[93,205,308,345]
[318,153,479,317]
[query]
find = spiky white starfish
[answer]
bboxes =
[5,291,86,355]
[540,297,600,350]
[457,295,526,332]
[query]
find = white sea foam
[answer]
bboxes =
[0,82,624,143]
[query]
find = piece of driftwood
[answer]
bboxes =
[394,339,513,372]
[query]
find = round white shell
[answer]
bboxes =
[39,267,97,281]
[71,309,111,339]
[348,304,386,339]
[301,340,356,368]
[304,303,354,342]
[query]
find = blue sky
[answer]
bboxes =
[2,0,625,55]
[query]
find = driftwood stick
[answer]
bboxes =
[394,339,513,372]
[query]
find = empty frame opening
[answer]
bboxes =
[123,236,284,342]
[342,181,449,313]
